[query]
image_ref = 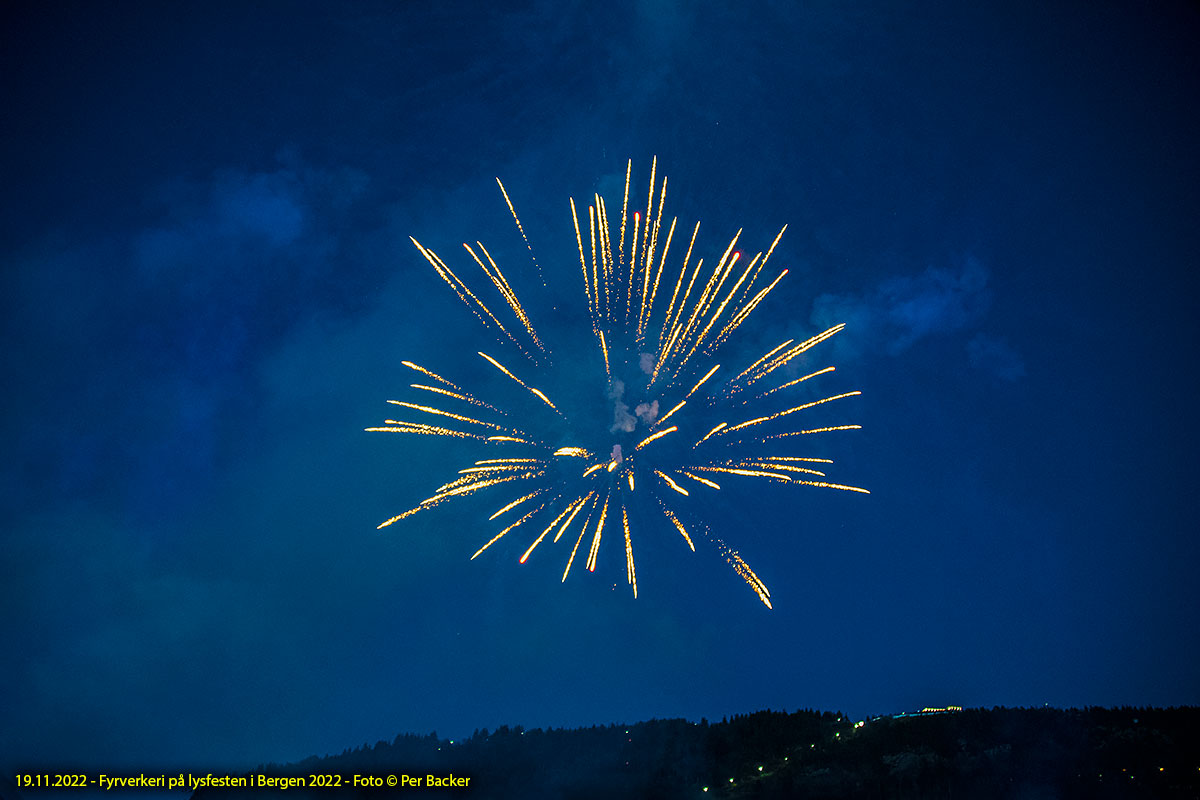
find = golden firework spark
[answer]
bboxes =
[369,160,866,607]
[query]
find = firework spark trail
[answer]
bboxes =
[656,221,701,350]
[634,426,677,451]
[489,488,551,520]
[553,446,593,458]
[457,464,544,476]
[658,503,696,551]
[679,233,747,343]
[677,241,756,365]
[655,470,690,496]
[726,324,847,397]
[627,212,639,321]
[553,493,592,543]
[365,422,491,441]
[375,472,541,529]
[643,215,677,344]
[465,241,545,354]
[472,503,547,560]
[562,493,601,582]
[664,235,740,373]
[692,466,793,482]
[654,399,687,429]
[720,538,772,609]
[681,471,722,490]
[409,237,530,357]
[586,493,610,572]
[765,424,863,439]
[751,366,837,403]
[599,330,612,382]
[385,399,518,434]
[623,504,637,598]
[477,352,563,417]
[496,177,546,288]
[581,462,606,478]
[402,361,467,392]
[650,251,706,385]
[728,340,793,387]
[570,198,594,330]
[411,383,505,414]
[649,364,718,431]
[718,391,863,437]
[709,224,788,348]
[370,159,866,606]
[693,422,727,448]
[520,499,572,563]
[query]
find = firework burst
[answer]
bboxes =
[368,159,867,607]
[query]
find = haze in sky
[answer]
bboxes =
[2,0,1197,773]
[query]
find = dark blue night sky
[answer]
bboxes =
[3,0,1198,775]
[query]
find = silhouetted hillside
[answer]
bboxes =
[192,706,1200,799]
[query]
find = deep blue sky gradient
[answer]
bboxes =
[3,0,1198,773]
